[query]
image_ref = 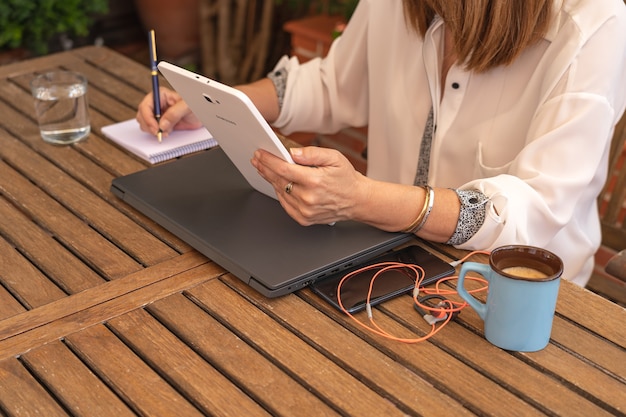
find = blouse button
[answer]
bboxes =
[452,82,460,89]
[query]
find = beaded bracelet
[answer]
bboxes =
[402,185,434,234]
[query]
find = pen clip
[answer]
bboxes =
[148,29,158,70]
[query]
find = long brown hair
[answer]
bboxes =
[403,0,553,72]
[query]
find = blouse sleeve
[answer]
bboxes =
[446,189,489,245]
[269,0,372,135]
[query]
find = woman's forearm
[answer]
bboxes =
[351,177,460,242]
[236,78,280,123]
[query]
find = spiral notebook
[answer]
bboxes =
[101,119,217,164]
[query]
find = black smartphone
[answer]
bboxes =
[310,244,455,313]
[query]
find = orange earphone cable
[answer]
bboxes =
[336,250,490,344]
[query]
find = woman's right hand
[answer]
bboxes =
[136,87,202,138]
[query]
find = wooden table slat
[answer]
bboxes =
[0,69,188,264]
[190,277,488,416]
[0,77,193,254]
[556,282,626,348]
[0,265,219,362]
[108,309,273,417]
[440,286,625,414]
[73,46,154,93]
[0,231,68,309]
[381,295,619,417]
[240,278,568,417]
[0,283,25,321]
[65,324,206,417]
[20,340,136,417]
[550,316,626,380]
[0,130,176,271]
[0,359,68,416]
[0,76,146,180]
[11,53,147,115]
[148,293,342,416]
[0,252,212,348]
[522,343,626,413]
[188,278,416,416]
[0,196,106,294]
[0,157,145,281]
[217,278,475,416]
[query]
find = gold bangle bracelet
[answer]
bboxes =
[401,185,432,234]
[413,186,435,233]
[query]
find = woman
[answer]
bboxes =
[137,0,626,286]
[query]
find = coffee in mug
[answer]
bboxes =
[501,266,549,279]
[456,245,563,352]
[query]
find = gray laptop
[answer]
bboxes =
[111,147,411,297]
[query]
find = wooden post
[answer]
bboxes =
[199,0,275,85]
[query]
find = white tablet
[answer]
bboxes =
[157,61,294,199]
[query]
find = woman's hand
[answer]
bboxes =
[251,146,369,226]
[136,87,202,138]
[251,145,460,239]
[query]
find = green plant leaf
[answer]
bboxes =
[0,0,108,55]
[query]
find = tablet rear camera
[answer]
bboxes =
[203,94,219,104]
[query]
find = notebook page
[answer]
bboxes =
[101,119,217,164]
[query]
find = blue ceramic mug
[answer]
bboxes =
[457,245,563,352]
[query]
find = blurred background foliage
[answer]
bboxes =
[0,0,109,55]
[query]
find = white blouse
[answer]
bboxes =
[272,0,626,286]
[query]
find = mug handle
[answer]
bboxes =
[457,262,490,320]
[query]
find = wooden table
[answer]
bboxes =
[0,46,624,417]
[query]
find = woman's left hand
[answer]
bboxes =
[251,146,368,226]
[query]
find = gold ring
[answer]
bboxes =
[285,181,294,194]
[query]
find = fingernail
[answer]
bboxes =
[160,120,170,132]
[290,147,302,156]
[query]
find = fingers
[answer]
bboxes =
[160,100,202,133]
[251,146,351,225]
[274,181,333,226]
[136,87,202,138]
[289,146,343,168]
[136,92,159,134]
[251,150,292,185]
[252,146,342,184]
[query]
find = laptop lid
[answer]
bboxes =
[111,148,411,297]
